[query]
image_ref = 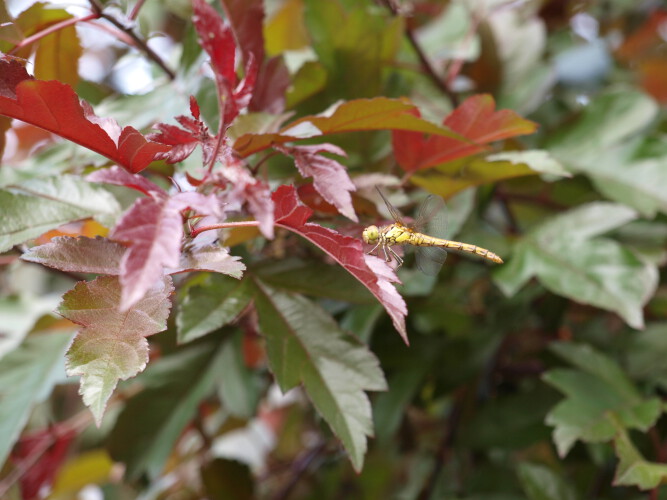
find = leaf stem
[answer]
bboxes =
[8,13,99,55]
[190,220,260,238]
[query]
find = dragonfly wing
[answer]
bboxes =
[376,186,405,224]
[414,194,448,238]
[415,246,448,276]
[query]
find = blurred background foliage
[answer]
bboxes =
[3,0,667,498]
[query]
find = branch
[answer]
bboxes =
[380,0,459,106]
[87,0,176,80]
[8,13,99,55]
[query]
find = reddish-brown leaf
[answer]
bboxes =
[87,166,167,198]
[233,97,467,158]
[273,185,407,342]
[111,192,222,310]
[276,143,357,221]
[392,94,538,172]
[0,57,170,172]
[12,426,75,500]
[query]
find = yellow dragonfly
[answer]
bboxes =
[362,188,503,274]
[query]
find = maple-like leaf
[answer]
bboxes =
[60,275,173,425]
[232,97,467,158]
[111,192,223,310]
[192,0,257,127]
[273,185,407,342]
[168,244,246,277]
[0,57,170,173]
[275,143,357,221]
[149,96,221,164]
[392,94,539,172]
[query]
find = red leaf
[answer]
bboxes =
[192,0,236,86]
[0,57,170,172]
[276,143,357,221]
[250,56,289,114]
[221,0,265,68]
[12,426,75,500]
[111,192,222,310]
[87,166,166,198]
[217,164,275,238]
[273,185,407,342]
[392,94,538,171]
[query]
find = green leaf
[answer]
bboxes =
[253,280,387,471]
[176,275,254,344]
[412,150,569,199]
[548,88,658,163]
[60,275,173,425]
[543,343,662,457]
[0,293,62,358]
[613,425,667,490]
[217,331,262,418]
[495,203,656,329]
[0,331,73,465]
[517,463,577,500]
[107,340,224,479]
[253,259,373,303]
[625,323,667,390]
[0,176,120,252]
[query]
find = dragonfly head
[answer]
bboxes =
[362,225,379,244]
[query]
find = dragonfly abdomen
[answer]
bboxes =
[408,233,503,264]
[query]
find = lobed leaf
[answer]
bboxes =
[253,281,387,471]
[495,203,656,329]
[275,143,357,221]
[393,94,538,172]
[233,97,467,157]
[543,342,662,457]
[0,57,170,173]
[273,185,407,342]
[111,192,222,310]
[60,275,173,425]
[613,426,667,490]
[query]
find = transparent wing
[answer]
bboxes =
[415,246,448,276]
[376,186,405,225]
[413,194,448,238]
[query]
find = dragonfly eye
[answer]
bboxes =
[363,225,379,244]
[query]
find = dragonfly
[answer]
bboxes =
[362,188,503,275]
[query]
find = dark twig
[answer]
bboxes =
[88,0,176,80]
[9,13,99,55]
[418,388,466,500]
[379,0,459,105]
[272,441,327,500]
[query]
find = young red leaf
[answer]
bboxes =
[111,192,222,310]
[192,0,257,127]
[12,426,75,500]
[218,164,275,238]
[273,185,407,342]
[275,143,357,221]
[0,57,170,173]
[21,236,125,274]
[220,0,265,68]
[60,275,173,425]
[392,94,539,171]
[87,166,166,198]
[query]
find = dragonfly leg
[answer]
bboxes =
[367,242,382,256]
[382,245,391,262]
[388,247,403,268]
